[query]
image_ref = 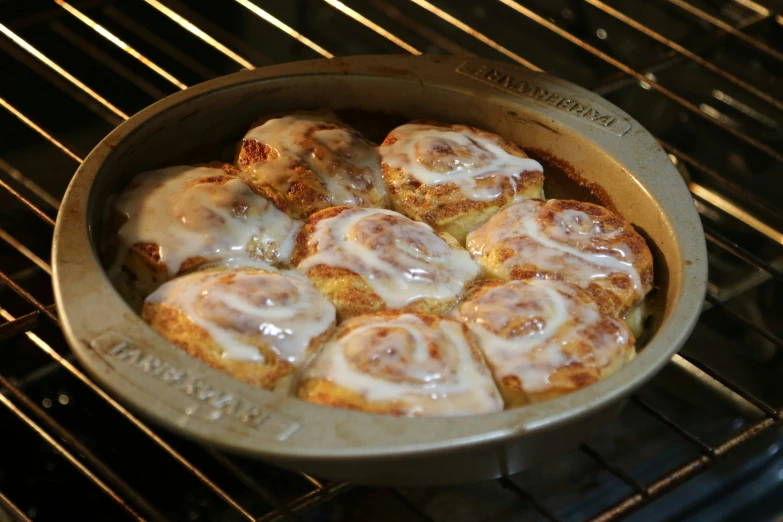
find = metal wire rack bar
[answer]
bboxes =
[704,294,783,348]
[256,482,353,522]
[409,0,543,70]
[0,489,34,522]
[498,476,562,521]
[0,228,52,276]
[678,351,780,417]
[631,396,717,456]
[0,97,83,162]
[580,445,648,495]
[388,489,435,521]
[0,23,128,120]
[55,0,187,89]
[0,179,56,227]
[494,0,783,162]
[702,226,783,281]
[0,306,257,522]
[234,0,333,58]
[657,140,783,223]
[664,0,783,62]
[582,0,783,113]
[48,20,169,101]
[141,0,255,70]
[0,374,168,522]
[591,415,782,521]
[367,0,473,54]
[0,389,146,521]
[0,158,61,209]
[0,271,58,325]
[323,0,422,54]
[201,447,299,521]
[0,309,45,342]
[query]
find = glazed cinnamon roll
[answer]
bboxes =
[466,199,653,321]
[235,110,388,218]
[110,163,301,303]
[291,206,479,321]
[379,121,545,242]
[454,279,635,406]
[297,311,503,416]
[142,268,336,391]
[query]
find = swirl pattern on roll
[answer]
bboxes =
[236,110,388,218]
[292,206,479,320]
[454,279,635,406]
[379,121,544,241]
[143,268,336,389]
[113,164,301,277]
[297,311,503,416]
[466,199,653,317]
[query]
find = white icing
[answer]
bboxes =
[243,115,387,207]
[146,270,335,363]
[114,165,301,274]
[379,123,543,201]
[467,200,643,299]
[456,280,632,392]
[300,314,503,415]
[296,207,479,308]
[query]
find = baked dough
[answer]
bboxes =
[297,311,503,416]
[109,163,300,304]
[466,199,654,320]
[142,267,336,391]
[291,206,479,321]
[454,279,635,406]
[236,110,388,218]
[379,120,544,242]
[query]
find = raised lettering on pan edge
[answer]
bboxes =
[89,332,300,441]
[456,63,631,136]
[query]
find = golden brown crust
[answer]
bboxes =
[109,163,300,305]
[235,110,388,219]
[467,199,654,317]
[292,206,471,321]
[108,164,239,294]
[380,120,545,242]
[296,311,501,415]
[142,268,335,391]
[455,279,635,407]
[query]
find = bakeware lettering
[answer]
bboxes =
[89,334,300,441]
[457,63,630,136]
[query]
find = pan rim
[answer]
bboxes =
[52,54,707,459]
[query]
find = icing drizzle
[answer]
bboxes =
[242,114,387,208]
[456,280,632,392]
[300,313,503,415]
[146,270,336,363]
[114,165,301,274]
[379,123,543,201]
[466,200,643,299]
[296,207,479,308]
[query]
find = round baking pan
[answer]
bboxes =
[52,55,707,485]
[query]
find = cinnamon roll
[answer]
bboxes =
[297,311,503,416]
[465,199,653,320]
[235,110,388,218]
[379,121,545,242]
[454,279,635,406]
[291,206,479,321]
[142,268,336,391]
[110,163,301,302]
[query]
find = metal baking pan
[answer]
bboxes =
[52,55,707,485]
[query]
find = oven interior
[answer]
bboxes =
[1,0,782,521]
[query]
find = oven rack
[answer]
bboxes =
[1,1,782,521]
